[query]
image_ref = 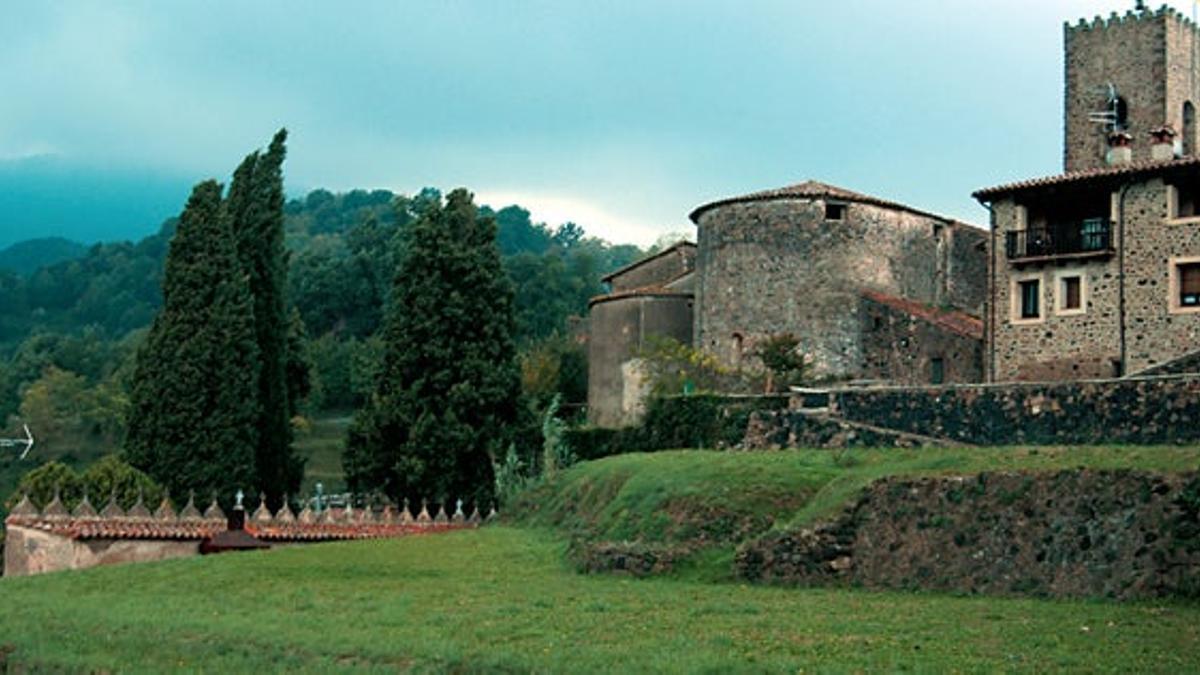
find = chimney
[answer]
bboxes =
[1150,125,1178,162]
[1106,131,1133,166]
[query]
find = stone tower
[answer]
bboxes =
[1064,7,1200,171]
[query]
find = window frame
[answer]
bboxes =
[1167,183,1200,223]
[1169,257,1200,314]
[1010,272,1045,324]
[824,202,847,222]
[1054,270,1087,316]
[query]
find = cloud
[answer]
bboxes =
[474,189,671,247]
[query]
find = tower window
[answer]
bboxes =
[1185,102,1196,156]
[825,203,846,221]
[930,357,945,385]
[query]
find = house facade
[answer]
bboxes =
[976,7,1200,381]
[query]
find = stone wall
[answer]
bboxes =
[3,526,198,577]
[606,243,696,292]
[586,293,693,428]
[737,470,1200,600]
[829,374,1200,446]
[858,294,983,385]
[693,197,984,380]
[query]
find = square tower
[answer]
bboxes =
[1064,8,1200,171]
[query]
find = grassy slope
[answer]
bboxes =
[2,527,1199,672]
[515,446,1200,545]
[294,414,351,495]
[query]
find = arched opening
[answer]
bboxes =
[1113,96,1129,131]
[731,332,744,370]
[1184,101,1195,156]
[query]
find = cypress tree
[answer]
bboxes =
[227,130,302,507]
[345,189,521,507]
[125,181,259,501]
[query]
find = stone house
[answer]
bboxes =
[974,7,1200,381]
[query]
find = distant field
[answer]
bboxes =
[294,414,351,495]
[0,527,1197,672]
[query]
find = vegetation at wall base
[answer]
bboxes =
[0,527,1198,671]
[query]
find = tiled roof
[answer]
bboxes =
[689,180,964,224]
[5,507,481,543]
[601,241,695,283]
[973,156,1200,200]
[861,289,984,340]
[588,282,693,307]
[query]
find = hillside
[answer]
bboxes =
[0,237,87,277]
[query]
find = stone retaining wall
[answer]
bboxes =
[736,469,1200,600]
[828,374,1200,446]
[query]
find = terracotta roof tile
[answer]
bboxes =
[4,514,475,542]
[689,180,965,224]
[973,156,1200,200]
[861,290,983,340]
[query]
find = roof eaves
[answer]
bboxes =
[600,241,695,283]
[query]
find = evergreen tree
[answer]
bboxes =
[345,189,522,507]
[124,181,259,501]
[227,130,303,507]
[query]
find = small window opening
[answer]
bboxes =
[1113,96,1129,132]
[930,357,945,385]
[825,203,846,221]
[1174,182,1200,219]
[872,316,883,331]
[732,332,745,369]
[1061,276,1082,311]
[1179,262,1200,307]
[1185,102,1196,156]
[1019,279,1041,319]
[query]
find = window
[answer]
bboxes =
[930,357,945,385]
[1019,279,1041,319]
[1055,272,1085,316]
[1172,182,1200,219]
[1180,263,1200,307]
[1185,102,1196,157]
[825,203,846,221]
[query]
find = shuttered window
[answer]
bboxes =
[1062,276,1081,311]
[1019,279,1040,319]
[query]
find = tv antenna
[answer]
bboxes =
[0,424,35,459]
[1088,83,1127,132]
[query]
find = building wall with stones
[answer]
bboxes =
[587,292,693,428]
[3,526,198,577]
[604,242,696,292]
[858,293,984,385]
[983,171,1200,382]
[690,187,986,381]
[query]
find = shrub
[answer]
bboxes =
[6,455,165,512]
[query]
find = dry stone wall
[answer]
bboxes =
[829,374,1200,446]
[737,469,1200,600]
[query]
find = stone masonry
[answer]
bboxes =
[689,182,986,380]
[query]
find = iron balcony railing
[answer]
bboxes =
[1005,217,1113,260]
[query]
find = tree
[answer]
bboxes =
[124,180,260,504]
[227,129,304,507]
[6,456,164,512]
[755,333,810,393]
[344,189,522,507]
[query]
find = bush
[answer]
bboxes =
[6,455,165,512]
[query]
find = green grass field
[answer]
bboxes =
[1,527,1198,672]
[3,445,1199,672]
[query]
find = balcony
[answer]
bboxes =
[1005,218,1114,263]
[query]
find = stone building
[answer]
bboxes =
[975,7,1200,381]
[587,185,988,427]
[586,242,695,427]
[689,181,987,381]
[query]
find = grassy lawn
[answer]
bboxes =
[1,526,1197,672]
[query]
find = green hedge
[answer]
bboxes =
[564,395,788,460]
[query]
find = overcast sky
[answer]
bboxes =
[0,0,1191,248]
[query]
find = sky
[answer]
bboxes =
[0,0,1194,249]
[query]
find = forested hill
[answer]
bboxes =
[0,238,88,277]
[0,187,646,353]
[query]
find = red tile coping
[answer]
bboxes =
[860,289,984,341]
[4,514,474,542]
